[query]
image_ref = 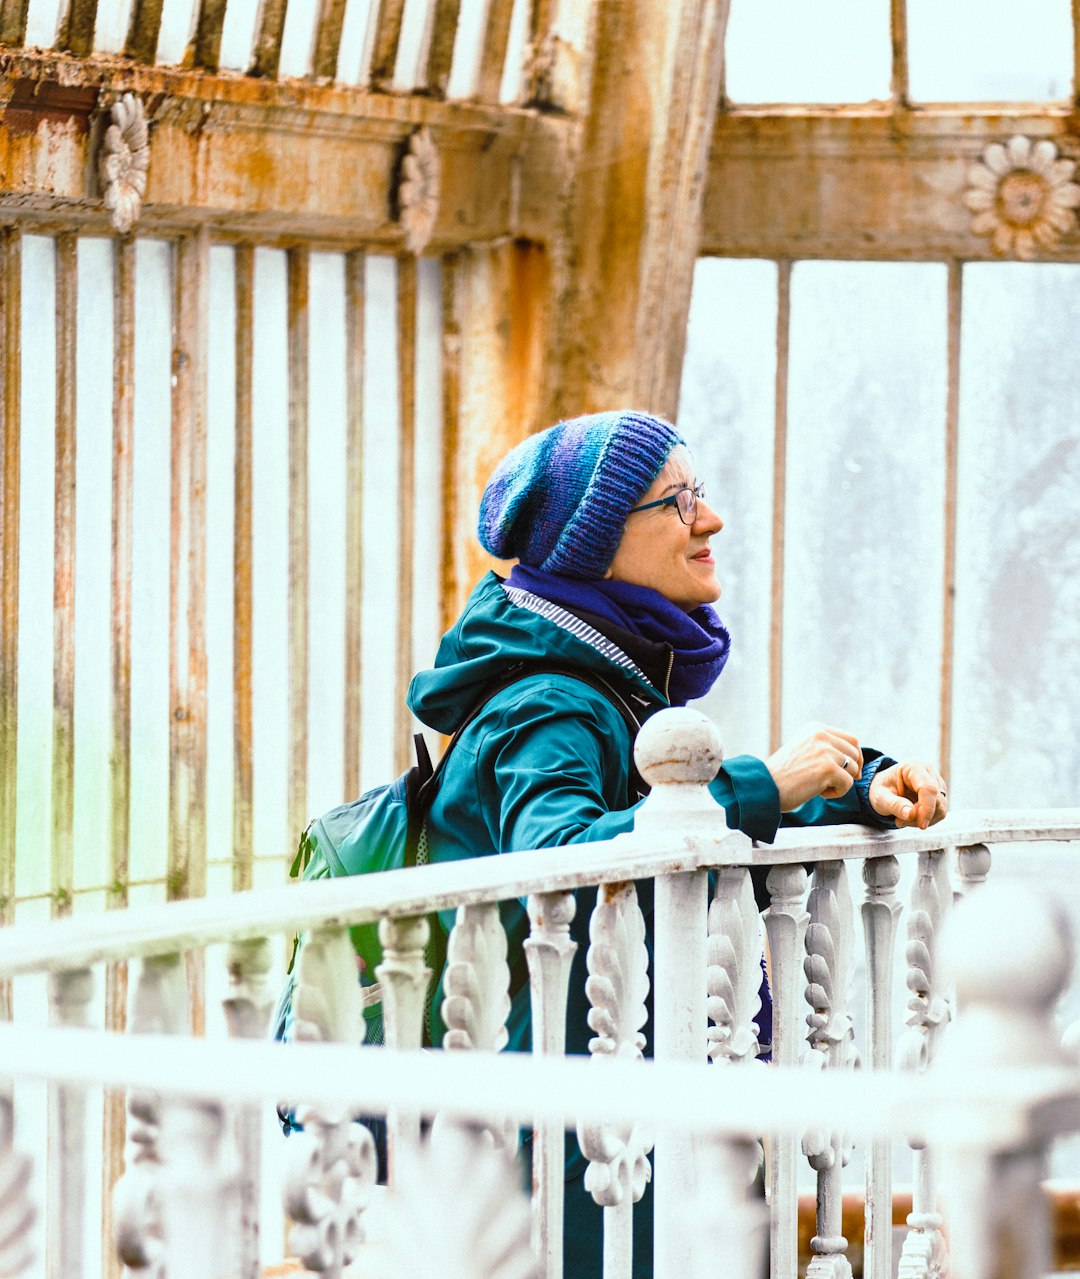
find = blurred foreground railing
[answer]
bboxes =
[0,707,1077,1279]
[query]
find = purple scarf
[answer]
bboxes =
[507,565,730,705]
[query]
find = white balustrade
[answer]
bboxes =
[0,712,1074,1279]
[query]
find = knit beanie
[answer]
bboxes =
[478,410,685,580]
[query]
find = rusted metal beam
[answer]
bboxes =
[312,0,348,80]
[125,0,165,65]
[251,0,289,77]
[1074,0,1080,107]
[52,232,77,921]
[369,0,407,89]
[0,0,29,46]
[395,255,417,775]
[438,251,462,634]
[768,260,790,757]
[233,245,254,894]
[286,248,310,840]
[343,250,364,799]
[193,0,228,71]
[57,0,100,58]
[890,0,909,108]
[423,0,462,98]
[939,261,961,785]
[476,0,516,103]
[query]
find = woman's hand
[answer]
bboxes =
[868,760,948,830]
[765,725,864,812]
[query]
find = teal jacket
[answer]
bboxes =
[408,573,892,1050]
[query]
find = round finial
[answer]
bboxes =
[941,883,1073,1013]
[634,707,723,787]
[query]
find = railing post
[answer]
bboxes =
[934,883,1072,1279]
[764,862,809,1279]
[377,914,432,1169]
[526,890,577,1279]
[631,707,736,1279]
[47,966,93,1279]
[954,842,991,900]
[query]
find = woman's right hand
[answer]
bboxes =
[765,725,863,812]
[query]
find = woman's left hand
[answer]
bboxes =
[868,760,948,830]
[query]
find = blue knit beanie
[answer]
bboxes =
[477,410,685,580]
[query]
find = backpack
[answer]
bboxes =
[272,660,646,1049]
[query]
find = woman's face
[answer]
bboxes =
[605,446,724,611]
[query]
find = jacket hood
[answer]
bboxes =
[407,573,665,734]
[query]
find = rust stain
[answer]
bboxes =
[3,78,97,135]
[601,879,632,903]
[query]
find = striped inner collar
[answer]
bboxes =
[501,584,648,684]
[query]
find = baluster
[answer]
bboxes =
[707,866,764,1067]
[376,915,432,1169]
[763,862,809,1279]
[222,937,274,1279]
[47,966,93,1279]
[113,952,188,1277]
[861,855,902,1279]
[685,1134,768,1279]
[896,850,951,1279]
[155,1099,229,1279]
[934,884,1071,1279]
[802,861,858,1279]
[285,926,377,1278]
[0,1090,37,1276]
[631,707,733,1279]
[577,881,653,1279]
[954,843,991,901]
[436,903,515,1151]
[525,891,577,1279]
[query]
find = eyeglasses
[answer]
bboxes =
[628,482,706,526]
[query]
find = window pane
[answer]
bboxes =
[678,258,778,758]
[783,262,947,761]
[908,0,1071,102]
[952,263,1080,808]
[724,0,890,104]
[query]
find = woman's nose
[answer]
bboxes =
[696,500,723,534]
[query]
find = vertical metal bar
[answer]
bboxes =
[768,260,791,756]
[0,228,21,1017]
[476,0,516,102]
[395,255,417,774]
[343,250,365,799]
[939,263,961,784]
[233,245,255,892]
[890,0,909,108]
[369,0,407,88]
[0,0,30,45]
[251,0,289,77]
[48,968,93,1279]
[438,252,461,636]
[193,0,229,70]
[287,249,310,841]
[57,0,100,55]
[125,0,165,63]
[101,235,135,1279]
[53,232,78,922]
[423,0,462,96]
[312,0,349,78]
[1074,0,1080,105]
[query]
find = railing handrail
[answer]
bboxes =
[0,808,1075,978]
[0,1021,1073,1149]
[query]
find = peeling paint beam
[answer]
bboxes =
[0,0,29,45]
[233,245,254,893]
[192,0,228,71]
[312,0,348,79]
[890,0,909,108]
[395,255,417,774]
[423,0,461,97]
[125,0,165,65]
[343,250,365,798]
[251,0,289,78]
[57,0,99,56]
[1073,0,1080,106]
[369,0,407,89]
[438,253,461,636]
[476,0,515,103]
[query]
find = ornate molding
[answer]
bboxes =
[397,126,440,255]
[442,903,511,1053]
[707,866,764,1065]
[964,134,1080,259]
[99,92,149,235]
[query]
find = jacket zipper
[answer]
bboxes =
[662,646,674,702]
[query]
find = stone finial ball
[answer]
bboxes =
[634,707,723,787]
[941,882,1073,1012]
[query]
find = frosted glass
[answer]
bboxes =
[359,256,401,792]
[23,0,62,47]
[337,0,377,83]
[307,253,349,816]
[73,238,114,890]
[156,0,198,63]
[446,0,487,99]
[218,0,260,70]
[206,246,236,863]
[783,261,947,762]
[129,238,173,884]
[15,237,56,901]
[908,0,1071,102]
[94,0,135,51]
[394,0,434,89]
[251,249,291,862]
[499,0,529,103]
[279,0,317,77]
[724,0,890,104]
[678,257,778,759]
[952,263,1080,809]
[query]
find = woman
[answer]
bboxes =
[407,408,946,1275]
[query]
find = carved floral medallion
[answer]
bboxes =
[397,127,440,256]
[100,93,150,236]
[964,134,1080,259]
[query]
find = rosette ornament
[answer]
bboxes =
[964,134,1080,260]
[397,127,441,255]
[100,93,150,235]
